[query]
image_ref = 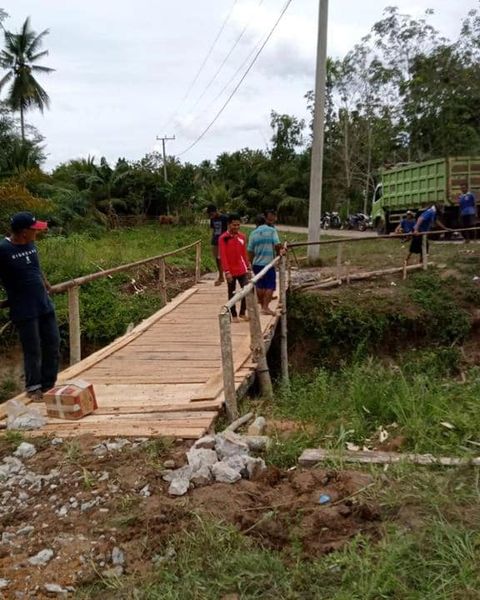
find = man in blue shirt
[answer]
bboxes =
[406,204,448,264]
[395,211,416,235]
[247,216,282,315]
[458,182,477,242]
[0,212,59,401]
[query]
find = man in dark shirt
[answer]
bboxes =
[206,204,228,286]
[458,181,477,242]
[0,212,60,401]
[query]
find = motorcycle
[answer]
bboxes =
[345,213,372,231]
[330,212,342,229]
[321,212,331,229]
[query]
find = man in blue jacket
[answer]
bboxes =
[0,212,59,401]
[458,182,477,242]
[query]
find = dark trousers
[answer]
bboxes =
[227,274,248,317]
[16,312,60,393]
[461,214,475,241]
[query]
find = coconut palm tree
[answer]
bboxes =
[0,17,54,140]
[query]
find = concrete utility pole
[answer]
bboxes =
[307,0,329,263]
[156,135,175,183]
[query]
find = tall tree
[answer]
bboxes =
[0,17,54,140]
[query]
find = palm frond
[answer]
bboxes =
[27,29,50,57]
[31,65,55,74]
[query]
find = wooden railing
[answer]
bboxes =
[218,255,288,422]
[50,240,202,365]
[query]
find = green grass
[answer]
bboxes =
[267,352,480,463]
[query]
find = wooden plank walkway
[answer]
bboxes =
[0,280,280,439]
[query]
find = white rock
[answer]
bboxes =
[28,548,54,566]
[44,583,68,595]
[13,442,37,459]
[112,547,125,566]
[98,471,109,482]
[244,436,271,452]
[245,457,267,480]
[106,439,130,452]
[51,438,64,446]
[162,465,192,483]
[163,459,176,469]
[215,431,249,460]
[0,579,9,589]
[186,448,218,472]
[247,416,267,436]
[17,525,34,536]
[211,462,242,484]
[190,466,212,487]
[139,484,151,497]
[224,455,247,475]
[168,478,190,496]
[193,435,216,450]
[2,532,15,544]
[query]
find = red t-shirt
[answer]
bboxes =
[218,231,249,277]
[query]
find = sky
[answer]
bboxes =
[1,0,477,170]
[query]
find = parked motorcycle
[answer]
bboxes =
[345,213,372,231]
[330,212,342,229]
[321,212,331,229]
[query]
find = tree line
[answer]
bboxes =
[0,6,479,231]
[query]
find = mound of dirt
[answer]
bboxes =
[0,435,381,597]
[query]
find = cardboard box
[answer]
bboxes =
[44,379,97,420]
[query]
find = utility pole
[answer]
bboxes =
[156,135,175,183]
[307,0,329,263]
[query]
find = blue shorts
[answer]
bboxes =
[252,264,276,290]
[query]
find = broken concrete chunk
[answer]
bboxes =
[162,465,193,483]
[0,579,9,589]
[186,448,218,472]
[244,436,271,452]
[211,462,242,484]
[139,484,151,497]
[13,442,36,459]
[190,465,212,487]
[17,525,34,536]
[111,547,125,566]
[51,438,64,446]
[168,477,190,496]
[193,435,216,450]
[28,548,54,566]
[224,455,247,475]
[163,459,176,469]
[215,431,249,460]
[247,416,267,436]
[44,583,69,595]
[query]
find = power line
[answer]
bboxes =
[177,0,294,157]
[159,0,238,131]
[188,0,265,113]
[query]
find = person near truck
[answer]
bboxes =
[0,212,60,401]
[395,211,416,235]
[458,182,476,242]
[218,213,251,323]
[406,204,449,264]
[206,204,228,285]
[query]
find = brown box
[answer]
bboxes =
[44,379,98,420]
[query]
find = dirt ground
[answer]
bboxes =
[0,434,381,598]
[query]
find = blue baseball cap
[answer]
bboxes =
[10,212,48,232]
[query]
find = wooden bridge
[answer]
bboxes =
[0,241,286,439]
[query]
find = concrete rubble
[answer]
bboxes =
[163,430,267,496]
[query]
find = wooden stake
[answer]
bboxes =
[195,241,202,283]
[279,255,289,385]
[219,311,238,422]
[336,243,343,281]
[67,286,81,365]
[246,289,273,400]
[402,260,407,280]
[422,234,428,271]
[158,258,167,305]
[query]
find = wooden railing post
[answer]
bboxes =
[68,286,81,365]
[279,255,289,385]
[246,288,273,400]
[336,243,343,281]
[219,310,238,422]
[158,258,167,305]
[422,234,428,271]
[195,241,201,283]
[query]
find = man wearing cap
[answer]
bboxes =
[0,212,59,401]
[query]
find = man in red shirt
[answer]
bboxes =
[218,213,250,322]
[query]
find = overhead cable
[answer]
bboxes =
[177,0,293,157]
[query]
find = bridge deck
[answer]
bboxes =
[0,280,280,439]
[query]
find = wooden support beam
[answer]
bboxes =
[336,243,343,281]
[422,234,428,271]
[246,288,273,400]
[279,255,289,385]
[67,286,81,365]
[298,447,480,468]
[195,241,202,283]
[158,258,167,305]
[219,310,238,422]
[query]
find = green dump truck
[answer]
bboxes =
[371,156,480,233]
